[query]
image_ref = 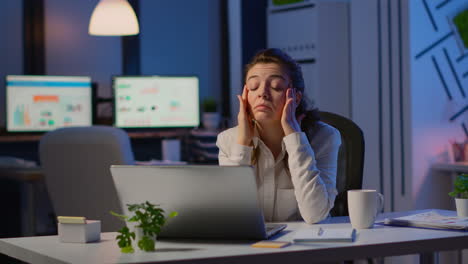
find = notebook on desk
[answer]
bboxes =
[110,165,286,240]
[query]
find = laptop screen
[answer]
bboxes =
[110,165,272,239]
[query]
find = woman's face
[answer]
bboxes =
[245,63,290,123]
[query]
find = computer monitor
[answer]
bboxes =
[113,76,200,129]
[6,75,93,132]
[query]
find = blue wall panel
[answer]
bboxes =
[139,0,221,102]
[0,1,23,128]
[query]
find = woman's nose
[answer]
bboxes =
[257,84,270,99]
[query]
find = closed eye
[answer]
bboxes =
[247,80,260,91]
[270,78,287,91]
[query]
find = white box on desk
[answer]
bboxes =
[58,220,101,243]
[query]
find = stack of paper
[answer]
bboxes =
[292,227,356,242]
[383,211,468,231]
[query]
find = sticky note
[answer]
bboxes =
[57,216,86,224]
[251,241,291,248]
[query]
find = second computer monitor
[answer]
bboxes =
[113,76,200,129]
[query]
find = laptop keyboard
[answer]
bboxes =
[266,225,280,232]
[265,223,287,238]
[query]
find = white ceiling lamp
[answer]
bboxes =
[89,0,139,36]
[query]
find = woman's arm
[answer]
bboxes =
[284,126,341,224]
[216,128,253,166]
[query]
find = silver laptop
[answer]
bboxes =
[110,165,286,240]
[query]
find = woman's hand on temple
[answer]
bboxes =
[237,85,254,146]
[281,88,305,136]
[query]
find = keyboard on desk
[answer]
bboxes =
[265,223,287,238]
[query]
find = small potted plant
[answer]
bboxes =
[111,202,177,253]
[449,174,468,217]
[202,97,220,130]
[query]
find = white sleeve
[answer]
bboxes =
[283,128,341,224]
[216,130,253,166]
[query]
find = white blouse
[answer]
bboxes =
[216,121,341,224]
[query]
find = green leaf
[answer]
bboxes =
[117,239,126,248]
[115,226,135,252]
[449,174,468,198]
[138,236,155,251]
[168,211,178,218]
[110,201,177,253]
[110,211,128,221]
[453,9,468,48]
[121,246,135,254]
[128,216,139,222]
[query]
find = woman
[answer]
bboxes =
[216,48,341,224]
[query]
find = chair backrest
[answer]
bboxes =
[39,126,135,232]
[319,111,365,216]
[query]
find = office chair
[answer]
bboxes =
[319,111,365,217]
[39,126,135,232]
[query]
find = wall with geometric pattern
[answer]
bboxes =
[412,0,467,138]
[411,0,468,210]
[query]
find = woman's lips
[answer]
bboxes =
[254,105,271,111]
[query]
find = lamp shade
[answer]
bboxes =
[89,0,139,36]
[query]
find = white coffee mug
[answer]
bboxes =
[348,189,384,229]
[162,139,181,161]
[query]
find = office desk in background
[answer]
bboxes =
[0,209,467,264]
[0,129,201,163]
[0,167,44,237]
[0,129,190,143]
[432,162,468,174]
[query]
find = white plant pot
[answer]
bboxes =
[202,112,220,130]
[455,198,468,217]
[131,225,157,251]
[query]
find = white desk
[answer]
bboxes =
[0,209,467,264]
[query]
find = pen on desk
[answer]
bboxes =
[317,227,324,236]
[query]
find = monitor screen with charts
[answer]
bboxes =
[6,75,93,132]
[112,76,200,129]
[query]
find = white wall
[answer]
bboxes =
[0,1,23,128]
[350,0,380,192]
[316,1,350,117]
[350,0,412,214]
[266,1,351,118]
